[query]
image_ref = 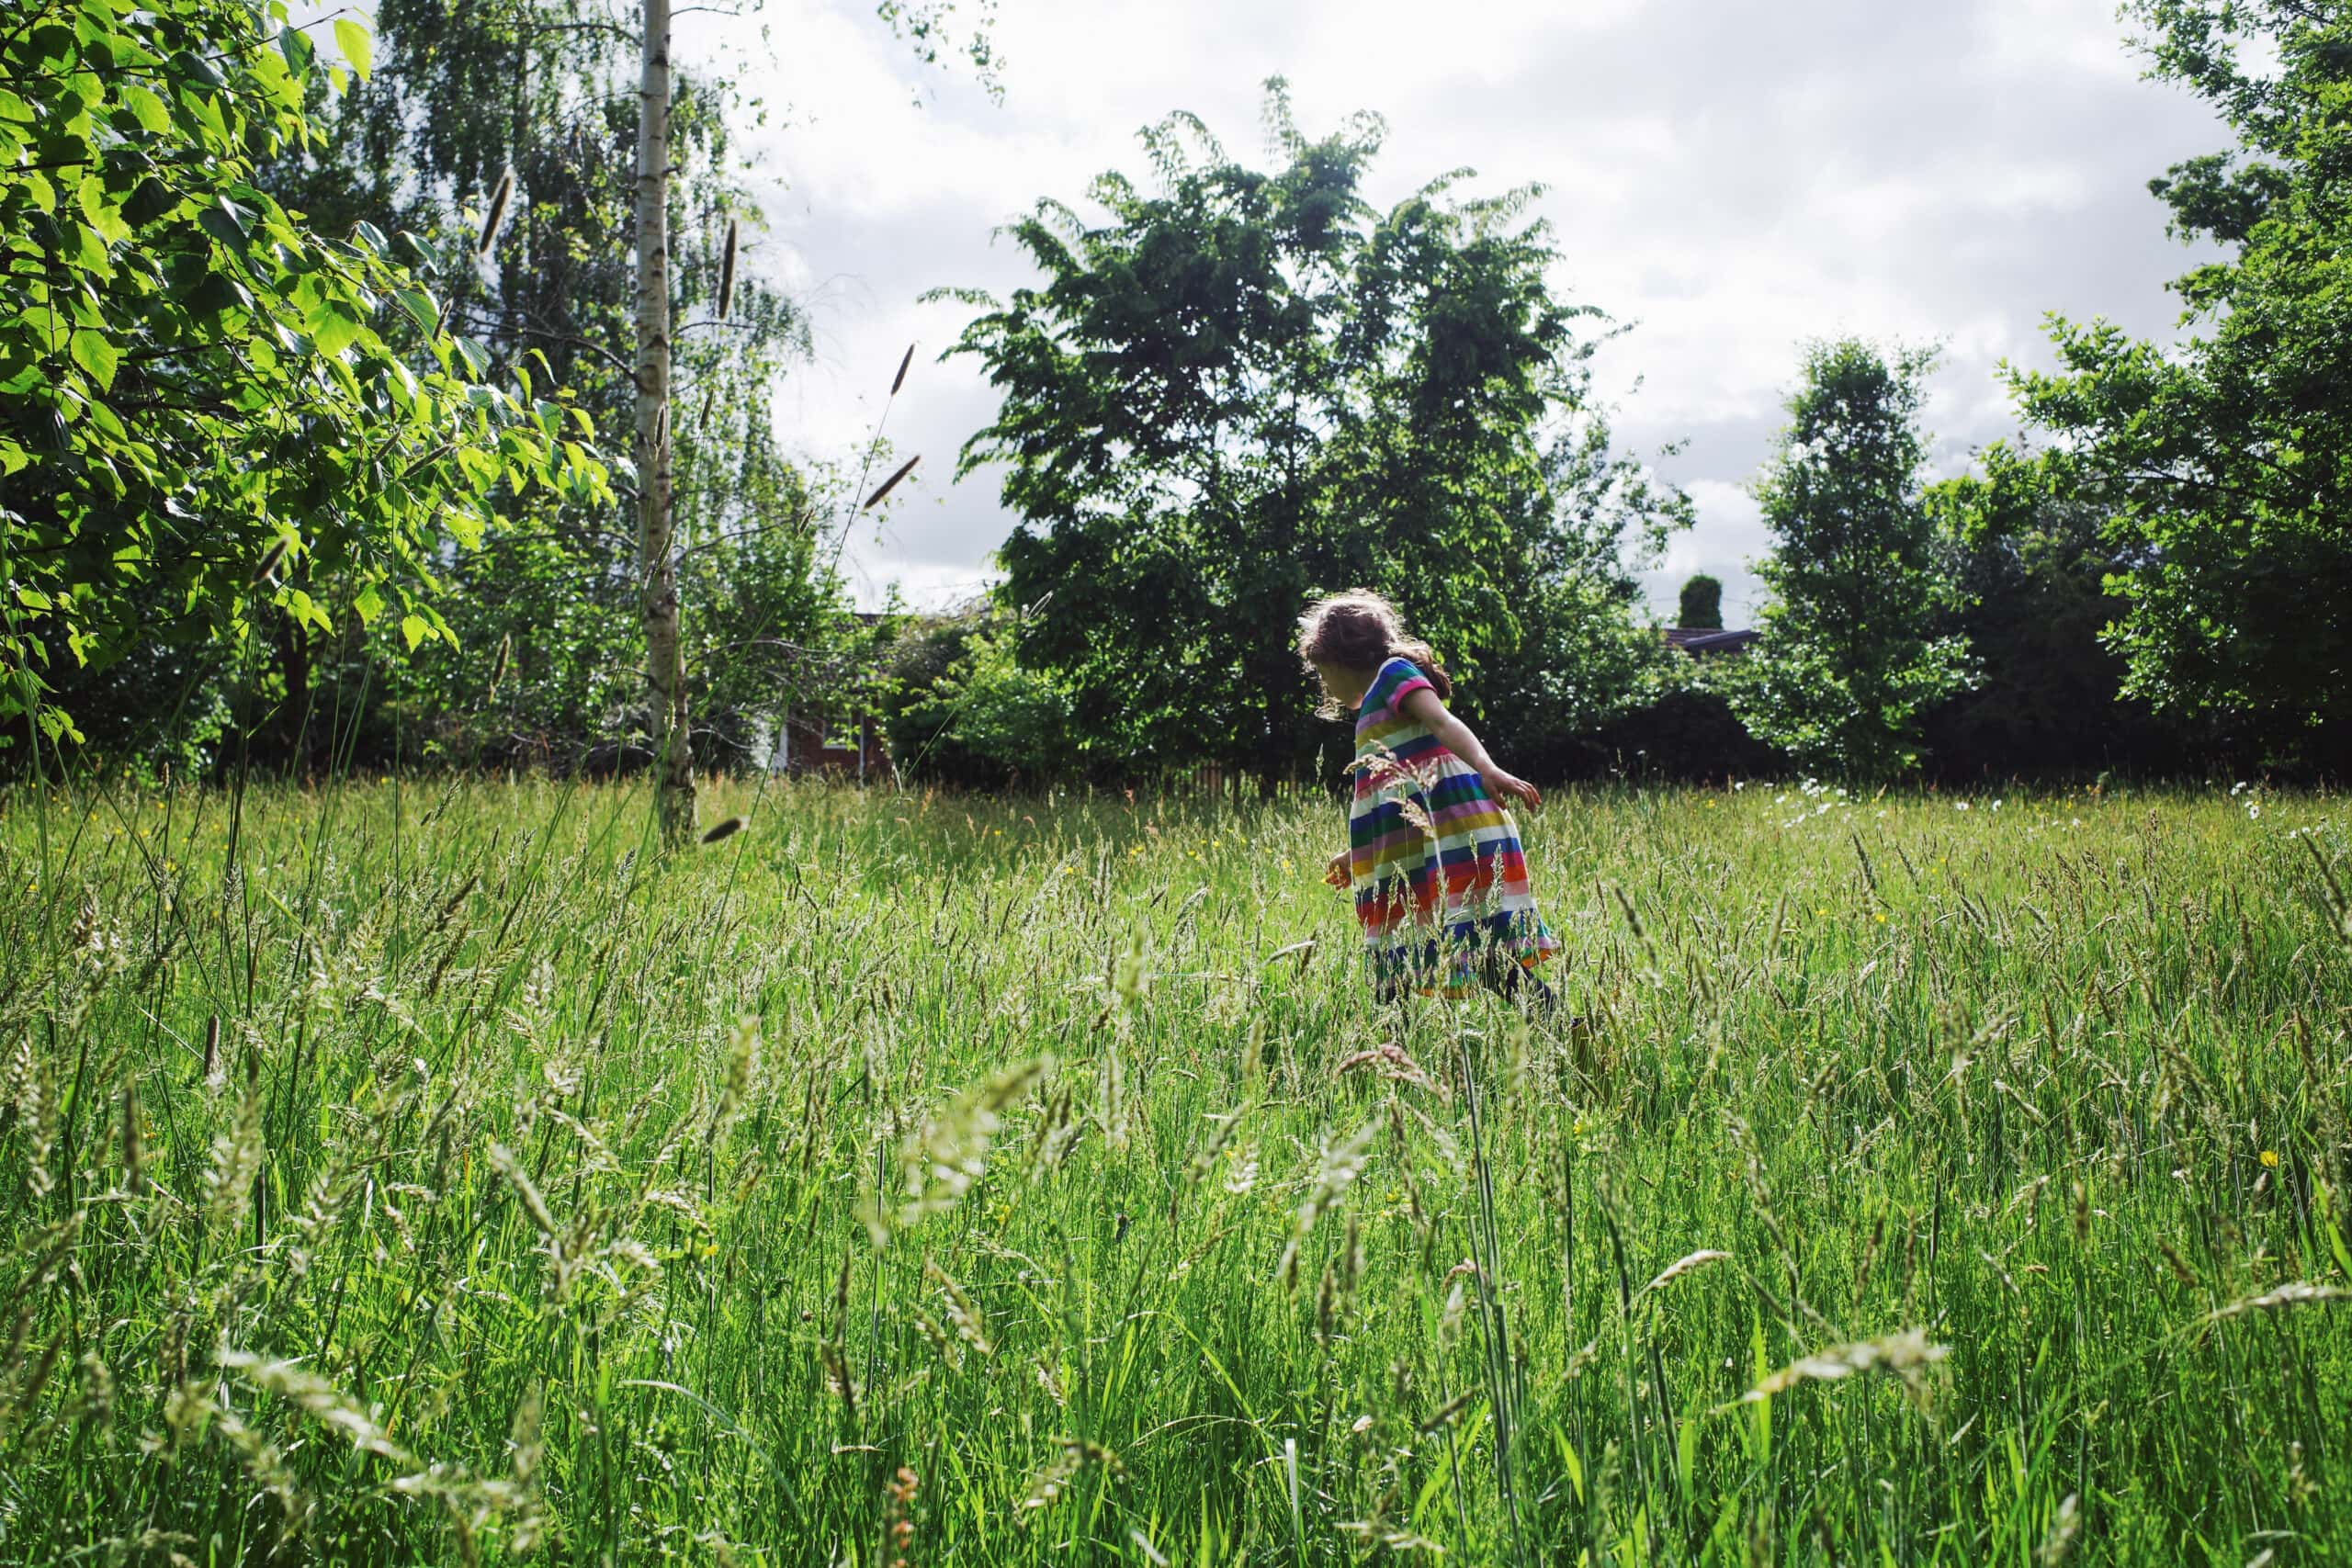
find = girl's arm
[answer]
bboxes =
[1399,687,1542,809]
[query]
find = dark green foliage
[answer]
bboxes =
[1736,340,1972,783]
[885,608,1083,789]
[1922,446,2197,779]
[0,0,605,759]
[937,82,1682,789]
[1676,573,1724,630]
[2011,0,2352,764]
[37,0,862,777]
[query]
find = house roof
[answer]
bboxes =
[1663,627,1758,656]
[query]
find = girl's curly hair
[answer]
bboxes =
[1295,589,1453,716]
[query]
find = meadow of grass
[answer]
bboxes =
[0,772,2346,1564]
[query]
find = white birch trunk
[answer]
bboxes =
[637,0,694,842]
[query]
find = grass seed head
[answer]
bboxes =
[863,454,921,512]
[718,217,739,321]
[249,537,290,589]
[478,168,513,256]
[1640,1248,1732,1299]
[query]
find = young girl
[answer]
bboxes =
[1298,589,1562,1008]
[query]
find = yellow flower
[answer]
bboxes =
[2260,1149,2280,1169]
[1873,912,1886,923]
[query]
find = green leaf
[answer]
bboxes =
[394,287,438,334]
[392,230,444,274]
[400,613,429,652]
[353,583,383,625]
[122,175,175,228]
[333,17,372,80]
[68,327,119,389]
[198,198,248,255]
[169,50,223,92]
[309,302,360,356]
[118,82,170,134]
[15,588,53,610]
[278,21,313,76]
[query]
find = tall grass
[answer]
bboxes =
[0,774,2346,1563]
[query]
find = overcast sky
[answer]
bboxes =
[686,0,2229,623]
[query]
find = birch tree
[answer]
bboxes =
[637,0,693,840]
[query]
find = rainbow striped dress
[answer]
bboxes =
[1348,657,1560,996]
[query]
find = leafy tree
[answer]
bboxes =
[1476,425,1689,776]
[2010,0,2352,763]
[938,82,1683,790]
[1736,339,1971,782]
[1677,574,1724,629]
[0,0,604,759]
[886,607,1082,790]
[1923,444,2190,777]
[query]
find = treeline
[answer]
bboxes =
[4,0,2345,795]
[891,1,2352,791]
[0,0,973,804]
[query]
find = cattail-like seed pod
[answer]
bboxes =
[701,816,745,844]
[489,632,511,696]
[890,343,913,395]
[478,168,514,256]
[862,454,920,512]
[250,537,289,589]
[201,1014,220,1085]
[718,217,738,321]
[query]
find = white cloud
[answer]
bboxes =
[684,0,2228,615]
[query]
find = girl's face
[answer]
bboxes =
[1309,660,1374,711]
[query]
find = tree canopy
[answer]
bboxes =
[0,0,605,755]
[936,81,1683,787]
[1677,574,1724,630]
[1736,339,1971,783]
[2011,0,2352,764]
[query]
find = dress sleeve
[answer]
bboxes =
[1373,658,1434,718]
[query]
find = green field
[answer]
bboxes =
[1,777,2346,1564]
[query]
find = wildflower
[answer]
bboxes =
[2260,1149,2280,1169]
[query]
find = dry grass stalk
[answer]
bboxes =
[891,1058,1047,1236]
[1729,1326,1950,1412]
[1018,1438,1123,1518]
[1639,1248,1732,1299]
[2201,1281,2348,1325]
[1276,1120,1378,1291]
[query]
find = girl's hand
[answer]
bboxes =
[1325,850,1352,888]
[1486,771,1542,811]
